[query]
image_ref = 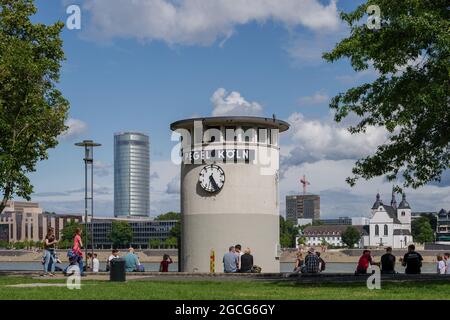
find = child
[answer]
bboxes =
[159,254,173,272]
[437,255,446,274]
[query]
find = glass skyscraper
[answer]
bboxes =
[114,132,150,217]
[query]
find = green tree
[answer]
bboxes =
[412,217,434,244]
[149,239,161,249]
[297,236,306,246]
[155,212,180,221]
[279,216,299,248]
[419,213,438,231]
[0,0,69,212]
[155,211,181,240]
[341,226,361,248]
[164,237,178,249]
[60,221,87,242]
[320,237,329,247]
[323,1,449,189]
[108,221,133,248]
[13,241,25,250]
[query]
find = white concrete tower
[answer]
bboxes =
[170,116,290,273]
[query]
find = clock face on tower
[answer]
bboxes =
[199,164,225,193]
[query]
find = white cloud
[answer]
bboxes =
[279,159,450,218]
[60,118,88,140]
[298,91,329,106]
[281,112,388,167]
[336,68,378,84]
[94,161,112,177]
[166,174,180,195]
[211,88,263,116]
[83,0,339,45]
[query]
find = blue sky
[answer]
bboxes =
[25,0,450,218]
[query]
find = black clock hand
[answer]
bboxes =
[209,174,219,190]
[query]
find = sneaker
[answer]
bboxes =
[41,273,48,277]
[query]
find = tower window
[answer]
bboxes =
[401,211,405,216]
[375,225,379,236]
[384,224,388,236]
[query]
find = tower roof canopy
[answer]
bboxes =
[170,116,290,132]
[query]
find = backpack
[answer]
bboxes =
[251,265,262,273]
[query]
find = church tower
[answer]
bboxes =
[397,193,411,226]
[390,188,397,210]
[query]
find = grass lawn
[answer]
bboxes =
[0,276,450,300]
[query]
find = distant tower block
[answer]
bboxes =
[114,132,150,217]
[171,116,290,273]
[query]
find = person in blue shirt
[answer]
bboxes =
[223,246,238,273]
[124,247,140,272]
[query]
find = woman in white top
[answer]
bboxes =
[92,253,100,272]
[437,255,446,274]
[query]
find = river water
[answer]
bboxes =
[0,262,437,274]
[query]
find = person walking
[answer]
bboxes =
[380,247,396,274]
[159,254,173,272]
[72,227,84,276]
[401,244,423,274]
[304,248,320,273]
[223,246,238,273]
[42,227,57,277]
[239,248,254,273]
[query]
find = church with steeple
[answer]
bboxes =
[367,190,413,249]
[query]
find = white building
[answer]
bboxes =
[352,217,370,226]
[368,192,413,249]
[300,225,368,248]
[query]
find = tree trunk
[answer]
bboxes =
[0,191,11,213]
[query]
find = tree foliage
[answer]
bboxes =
[412,216,434,244]
[155,212,180,221]
[155,211,181,239]
[60,221,86,242]
[148,239,161,249]
[280,216,299,248]
[108,221,133,248]
[323,1,449,189]
[0,0,69,212]
[341,226,362,248]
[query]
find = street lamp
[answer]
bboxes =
[75,140,101,268]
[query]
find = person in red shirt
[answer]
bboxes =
[72,228,84,276]
[159,254,173,272]
[355,250,379,274]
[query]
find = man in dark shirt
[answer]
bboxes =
[304,248,320,273]
[380,247,396,274]
[401,244,423,274]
